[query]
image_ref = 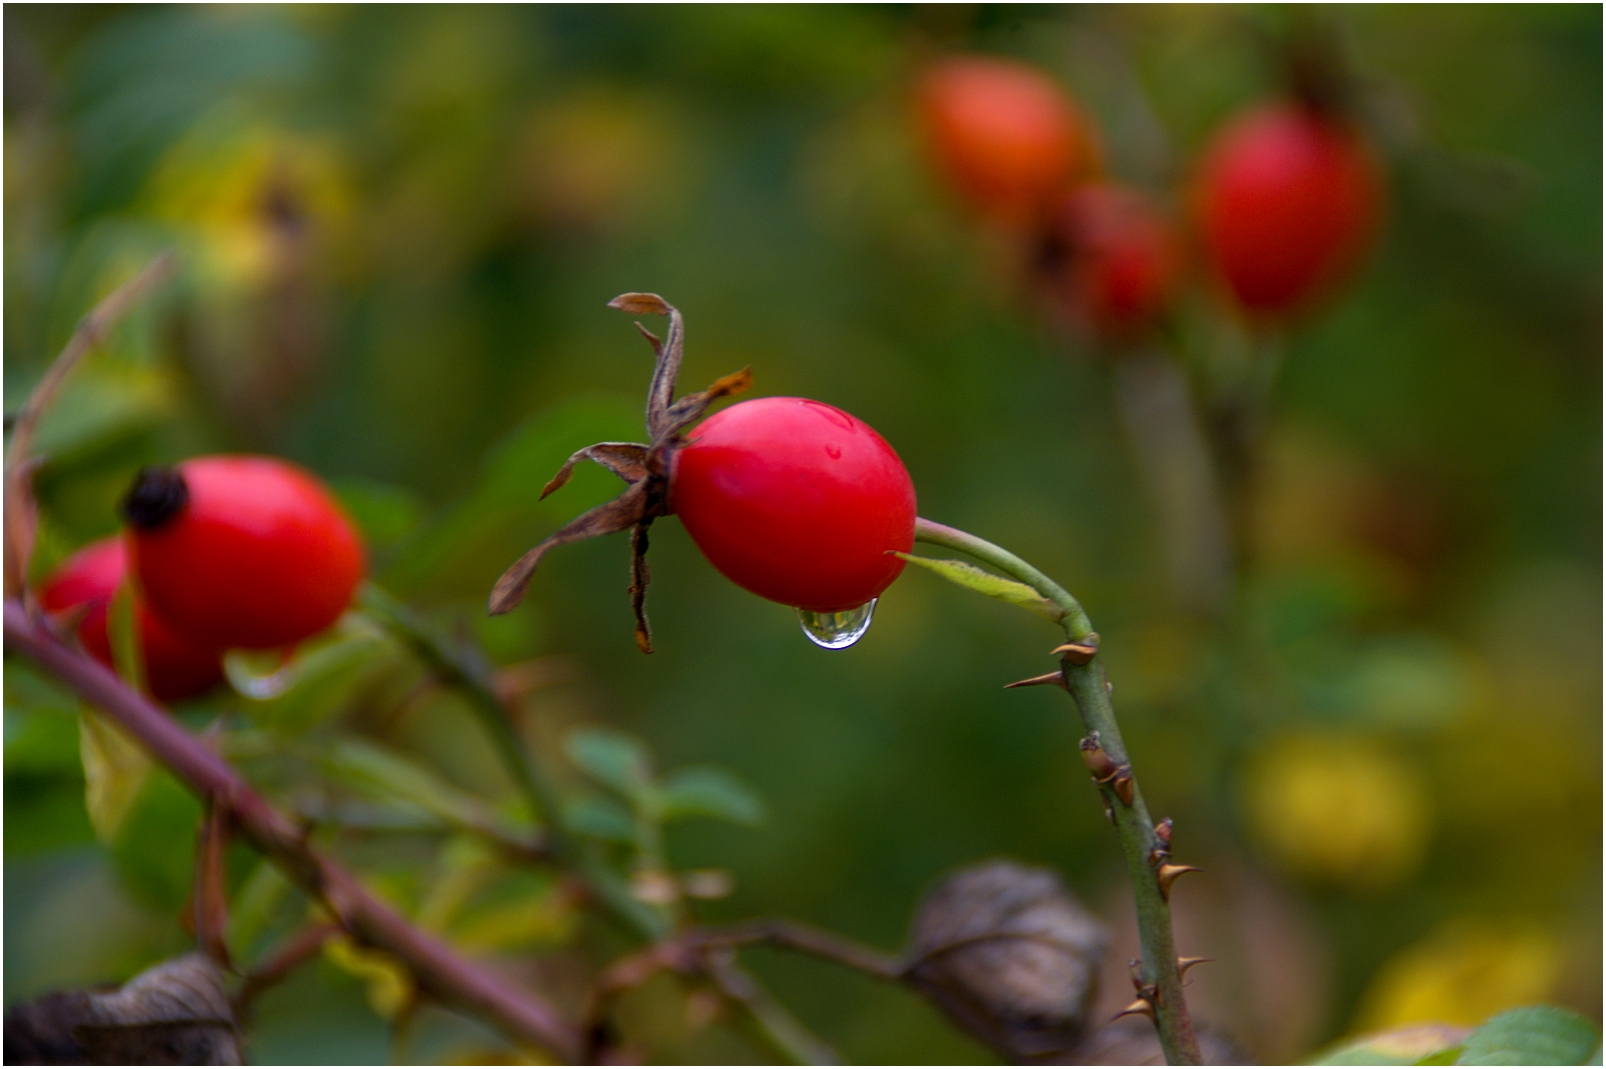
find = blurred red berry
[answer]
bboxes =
[1047,183,1182,339]
[1193,102,1384,316]
[918,56,1098,224]
[122,456,365,650]
[38,537,224,702]
[670,397,916,613]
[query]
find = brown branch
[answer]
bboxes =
[233,922,339,1023]
[4,600,583,1063]
[4,251,178,599]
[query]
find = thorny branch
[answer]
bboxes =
[912,518,1203,1066]
[3,602,585,1061]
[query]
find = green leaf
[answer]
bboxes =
[228,859,294,965]
[225,616,405,736]
[893,553,1065,622]
[1417,1049,1463,1065]
[657,765,765,825]
[1457,1007,1600,1065]
[320,738,518,839]
[565,727,653,801]
[79,706,152,843]
[563,794,637,843]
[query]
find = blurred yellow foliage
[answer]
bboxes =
[1352,919,1562,1031]
[323,934,414,1020]
[1242,734,1430,892]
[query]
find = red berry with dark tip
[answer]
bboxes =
[38,537,224,702]
[918,55,1098,224]
[121,456,365,650]
[1193,102,1384,316]
[670,397,916,613]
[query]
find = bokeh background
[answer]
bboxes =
[5,5,1600,1064]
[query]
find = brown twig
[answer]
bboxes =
[233,922,340,1023]
[5,252,179,599]
[3,601,583,1062]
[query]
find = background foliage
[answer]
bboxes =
[5,6,1600,1064]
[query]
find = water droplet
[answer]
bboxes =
[795,599,876,650]
[223,648,297,699]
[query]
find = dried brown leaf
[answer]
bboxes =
[905,861,1109,1062]
[539,443,650,500]
[629,522,654,654]
[489,480,650,616]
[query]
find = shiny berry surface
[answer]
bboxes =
[1049,183,1180,337]
[1194,102,1383,315]
[127,456,365,650]
[670,397,916,613]
[918,56,1095,223]
[38,537,223,702]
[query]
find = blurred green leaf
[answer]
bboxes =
[79,706,152,843]
[329,478,426,554]
[893,553,1065,622]
[1311,1025,1470,1065]
[1456,1006,1599,1066]
[6,706,84,775]
[107,579,146,694]
[228,858,293,966]
[563,794,636,843]
[111,764,202,912]
[225,616,405,736]
[319,737,524,842]
[565,726,652,801]
[656,765,765,825]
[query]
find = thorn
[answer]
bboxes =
[1004,671,1067,690]
[1156,864,1202,902]
[1112,997,1156,1023]
[1177,957,1213,981]
[1111,771,1134,807]
[1154,817,1173,847]
[1079,736,1118,778]
[1050,634,1100,665]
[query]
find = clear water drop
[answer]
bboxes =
[223,648,297,699]
[795,599,876,650]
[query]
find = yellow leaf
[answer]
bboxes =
[323,935,414,1020]
[79,707,152,843]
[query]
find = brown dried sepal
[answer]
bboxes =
[488,294,751,654]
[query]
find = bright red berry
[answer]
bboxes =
[38,537,224,702]
[1193,102,1384,316]
[670,397,916,613]
[918,56,1097,224]
[1046,183,1181,339]
[121,456,365,650]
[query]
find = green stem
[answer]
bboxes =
[357,583,666,941]
[912,519,1202,1066]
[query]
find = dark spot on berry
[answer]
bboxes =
[119,466,190,530]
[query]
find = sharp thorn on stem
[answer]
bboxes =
[1050,635,1100,665]
[1110,771,1134,807]
[1177,957,1213,981]
[1112,996,1156,1023]
[1157,864,1202,902]
[1004,670,1068,690]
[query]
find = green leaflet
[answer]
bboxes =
[892,552,1065,623]
[656,765,765,826]
[107,579,146,694]
[1457,1006,1600,1066]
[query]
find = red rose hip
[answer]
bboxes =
[918,56,1097,224]
[121,455,365,650]
[1047,183,1181,339]
[38,537,224,702]
[670,397,916,618]
[1193,102,1384,316]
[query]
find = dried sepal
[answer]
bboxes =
[540,443,650,500]
[489,480,651,615]
[629,522,654,654]
[490,293,751,651]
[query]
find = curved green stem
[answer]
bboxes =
[912,519,1202,1066]
[357,583,666,941]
